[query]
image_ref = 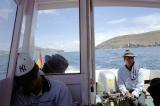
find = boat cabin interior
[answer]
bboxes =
[0,0,160,106]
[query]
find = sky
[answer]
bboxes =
[35,7,160,52]
[94,7,160,45]
[0,0,17,51]
[36,9,79,52]
[1,2,160,51]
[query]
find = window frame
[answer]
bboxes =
[36,1,81,75]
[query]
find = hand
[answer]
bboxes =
[125,91,132,100]
[130,94,136,101]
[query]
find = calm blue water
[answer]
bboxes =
[95,47,160,70]
[0,47,160,79]
[43,46,160,71]
[0,55,9,79]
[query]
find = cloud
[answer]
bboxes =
[38,10,59,15]
[95,26,155,46]
[95,32,114,45]
[96,13,160,45]
[55,40,80,52]
[36,13,160,51]
[36,38,80,52]
[107,18,127,24]
[0,9,12,21]
[106,13,160,31]
[95,31,131,46]
[134,13,160,30]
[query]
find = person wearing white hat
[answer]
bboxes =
[12,53,72,106]
[118,49,145,106]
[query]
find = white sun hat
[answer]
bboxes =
[15,53,35,77]
[123,49,135,57]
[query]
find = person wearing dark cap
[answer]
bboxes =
[147,78,160,106]
[42,54,69,73]
[118,49,145,106]
[12,53,72,106]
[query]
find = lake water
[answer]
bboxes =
[0,46,160,79]
[61,46,160,72]
[95,47,160,70]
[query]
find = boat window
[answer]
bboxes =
[0,0,17,80]
[94,6,160,105]
[94,6,160,77]
[35,5,80,74]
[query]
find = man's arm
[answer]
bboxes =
[118,68,128,96]
[57,83,72,106]
[132,68,144,98]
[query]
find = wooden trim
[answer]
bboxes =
[0,0,25,105]
[79,0,90,105]
[36,0,160,10]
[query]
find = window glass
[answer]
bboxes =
[35,7,80,74]
[0,0,17,80]
[18,15,26,52]
[94,7,160,106]
[94,7,160,94]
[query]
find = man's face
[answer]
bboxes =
[17,75,39,95]
[23,79,38,94]
[124,56,135,67]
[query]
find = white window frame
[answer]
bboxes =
[0,0,24,105]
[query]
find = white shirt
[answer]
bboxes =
[118,64,144,98]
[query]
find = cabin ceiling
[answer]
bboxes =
[35,0,160,10]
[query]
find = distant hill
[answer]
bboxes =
[96,30,160,49]
[0,50,9,55]
[0,47,64,55]
[34,47,64,55]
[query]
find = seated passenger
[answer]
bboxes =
[147,78,160,106]
[42,54,68,73]
[118,49,145,106]
[12,53,72,106]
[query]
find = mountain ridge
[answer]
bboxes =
[96,30,160,49]
[0,47,64,55]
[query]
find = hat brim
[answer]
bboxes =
[123,55,135,57]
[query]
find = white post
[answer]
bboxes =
[22,0,38,58]
[87,0,96,105]
[80,0,96,105]
[80,0,90,105]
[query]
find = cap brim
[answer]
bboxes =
[123,55,135,57]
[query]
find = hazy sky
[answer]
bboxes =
[1,3,160,51]
[0,0,17,51]
[36,8,79,52]
[94,7,160,45]
[35,7,160,52]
